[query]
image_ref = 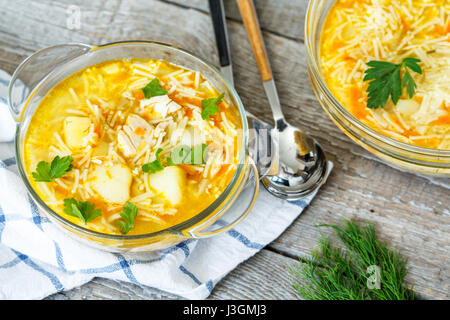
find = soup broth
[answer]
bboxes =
[25,59,240,235]
[321,0,449,149]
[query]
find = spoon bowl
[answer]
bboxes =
[262,122,328,199]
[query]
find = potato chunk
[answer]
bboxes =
[64,116,92,149]
[103,63,120,74]
[148,166,186,206]
[396,99,420,117]
[92,163,132,204]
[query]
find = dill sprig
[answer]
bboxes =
[290,220,414,300]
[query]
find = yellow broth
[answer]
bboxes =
[25,59,240,235]
[321,0,449,149]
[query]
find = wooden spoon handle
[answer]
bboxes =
[236,0,273,82]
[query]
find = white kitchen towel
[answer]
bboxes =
[0,69,332,300]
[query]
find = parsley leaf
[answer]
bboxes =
[141,78,168,99]
[167,144,208,165]
[63,198,102,224]
[363,58,422,109]
[403,57,422,74]
[118,202,138,234]
[402,70,417,98]
[142,148,164,173]
[201,93,225,120]
[32,156,74,182]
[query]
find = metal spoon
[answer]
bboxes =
[236,0,328,199]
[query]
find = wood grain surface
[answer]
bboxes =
[0,0,448,300]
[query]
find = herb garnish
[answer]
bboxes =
[63,198,102,224]
[142,148,164,173]
[118,201,138,234]
[201,93,225,120]
[141,78,168,99]
[290,220,414,300]
[32,156,74,182]
[167,144,208,165]
[364,58,422,109]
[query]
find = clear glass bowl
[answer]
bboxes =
[8,41,260,252]
[305,0,450,177]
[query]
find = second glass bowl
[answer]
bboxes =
[305,0,450,177]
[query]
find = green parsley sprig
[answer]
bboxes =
[63,198,102,224]
[201,93,225,120]
[142,78,168,99]
[117,202,138,234]
[142,148,165,173]
[364,58,422,109]
[32,156,74,182]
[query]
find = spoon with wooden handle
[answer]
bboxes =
[236,0,328,199]
[208,0,278,178]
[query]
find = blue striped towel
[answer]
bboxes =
[0,69,332,299]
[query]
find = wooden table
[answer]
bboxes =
[0,0,448,300]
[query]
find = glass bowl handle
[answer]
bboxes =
[8,43,92,122]
[185,156,259,238]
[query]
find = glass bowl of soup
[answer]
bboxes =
[305,0,450,176]
[8,41,261,252]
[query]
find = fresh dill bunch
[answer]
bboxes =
[290,220,414,300]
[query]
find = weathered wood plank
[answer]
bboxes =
[47,277,181,300]
[209,249,302,300]
[0,0,448,300]
[47,249,302,300]
[161,0,306,41]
